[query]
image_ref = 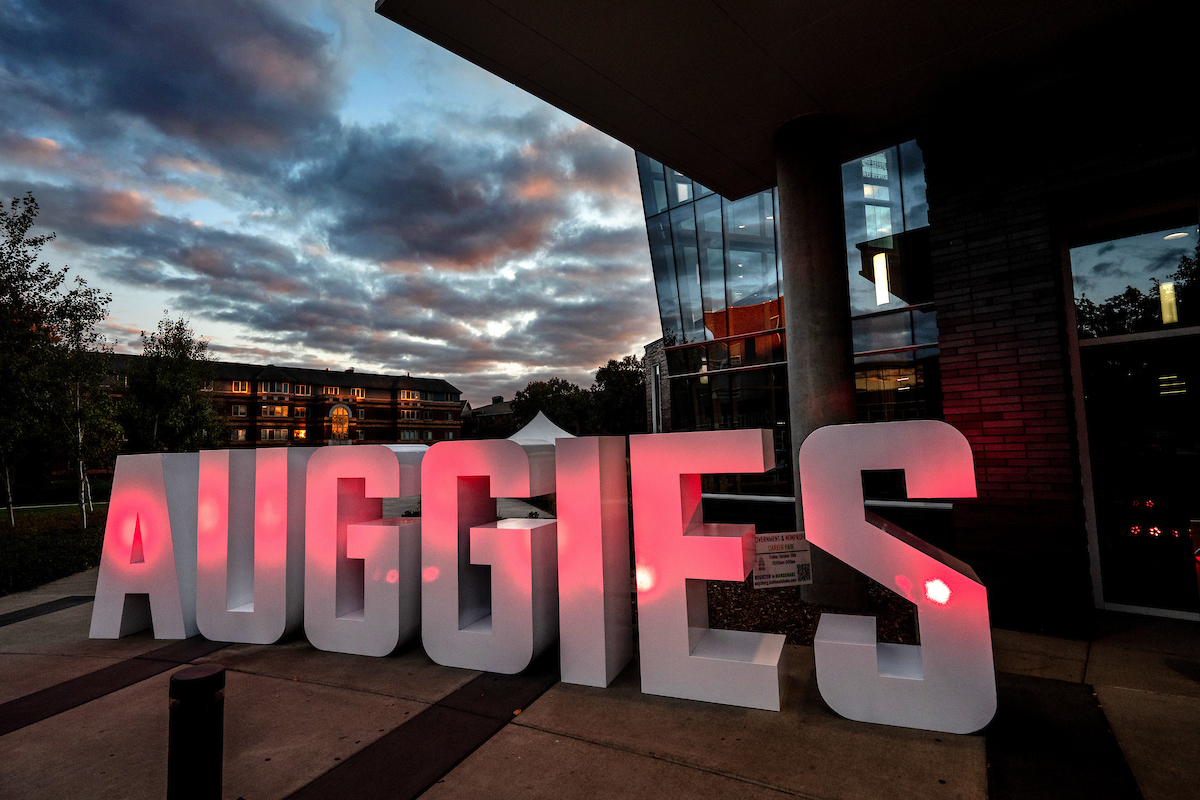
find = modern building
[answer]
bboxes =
[637,142,937,502]
[376,1,1198,634]
[111,355,463,447]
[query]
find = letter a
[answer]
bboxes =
[91,453,200,639]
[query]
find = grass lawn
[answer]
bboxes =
[0,505,108,596]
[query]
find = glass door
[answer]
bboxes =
[1070,220,1200,612]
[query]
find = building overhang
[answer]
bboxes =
[376,0,1173,200]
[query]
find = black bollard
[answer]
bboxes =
[167,664,225,800]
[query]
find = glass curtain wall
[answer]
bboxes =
[636,143,941,495]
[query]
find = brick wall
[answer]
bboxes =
[921,90,1198,634]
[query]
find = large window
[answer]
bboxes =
[635,140,939,492]
[842,141,929,314]
[330,406,350,439]
[1069,218,1200,613]
[1070,221,1198,339]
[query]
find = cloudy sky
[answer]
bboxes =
[0,0,659,405]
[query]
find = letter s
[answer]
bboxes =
[799,420,996,734]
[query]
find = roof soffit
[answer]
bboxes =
[378,0,1153,199]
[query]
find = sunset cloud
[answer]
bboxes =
[0,0,659,404]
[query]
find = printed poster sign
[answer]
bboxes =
[753,531,812,589]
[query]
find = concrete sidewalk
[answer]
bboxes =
[2,567,1199,800]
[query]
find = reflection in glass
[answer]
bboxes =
[695,194,728,338]
[912,307,939,346]
[1081,335,1200,610]
[665,166,694,207]
[898,139,929,229]
[852,311,912,353]
[842,144,930,315]
[647,213,684,343]
[1069,224,1198,338]
[671,204,706,342]
[724,191,781,336]
[636,152,669,216]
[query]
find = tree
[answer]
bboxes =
[511,376,591,434]
[1075,242,1199,338]
[0,194,60,523]
[53,279,120,527]
[121,315,223,453]
[590,354,647,435]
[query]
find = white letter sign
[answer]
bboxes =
[304,445,425,657]
[421,439,557,674]
[799,420,995,734]
[91,453,199,639]
[629,429,788,711]
[196,448,312,644]
[555,436,633,687]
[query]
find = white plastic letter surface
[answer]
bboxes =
[799,420,995,734]
[196,448,312,644]
[629,429,788,711]
[90,453,199,639]
[555,436,633,687]
[304,445,425,657]
[421,439,557,674]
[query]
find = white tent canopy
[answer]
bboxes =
[508,411,575,446]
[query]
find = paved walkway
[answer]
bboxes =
[2,565,1199,800]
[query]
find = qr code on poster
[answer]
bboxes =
[797,563,812,583]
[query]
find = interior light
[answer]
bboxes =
[1165,232,1189,240]
[766,215,773,220]
[872,252,890,306]
[739,225,746,228]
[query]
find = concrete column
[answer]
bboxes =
[774,114,866,609]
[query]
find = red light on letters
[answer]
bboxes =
[1131,525,1141,536]
[1149,527,1161,537]
[924,579,951,605]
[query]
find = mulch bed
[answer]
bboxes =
[707,576,920,646]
